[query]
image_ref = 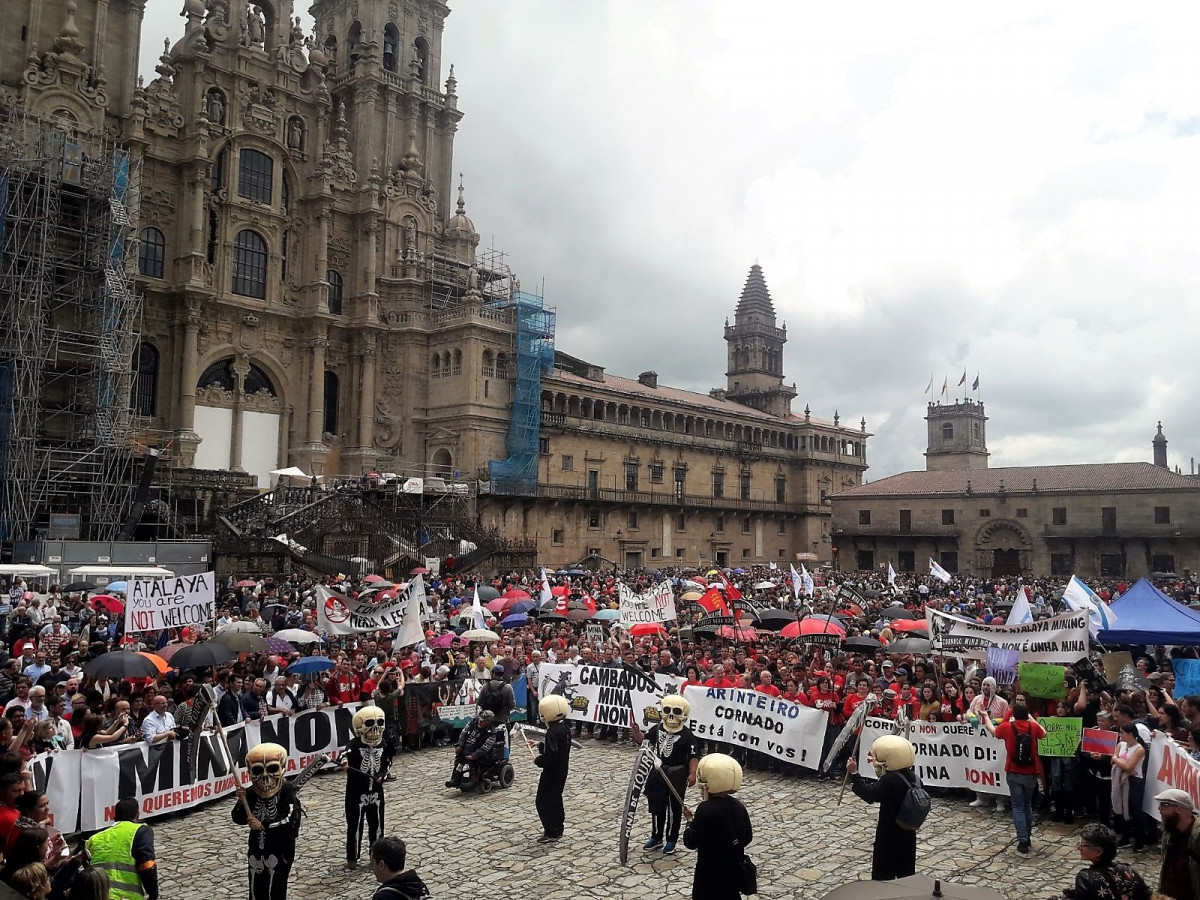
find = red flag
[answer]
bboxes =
[554,595,569,615]
[696,587,731,616]
[711,570,743,602]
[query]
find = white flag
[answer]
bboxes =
[789,564,803,601]
[769,562,778,571]
[1008,586,1034,625]
[1061,574,1116,637]
[472,585,487,630]
[887,563,897,589]
[800,564,815,597]
[395,577,427,648]
[928,558,952,584]
[539,567,553,607]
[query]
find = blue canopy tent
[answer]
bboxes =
[1099,578,1200,645]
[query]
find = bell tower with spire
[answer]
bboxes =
[724,264,796,417]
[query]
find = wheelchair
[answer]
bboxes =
[456,727,515,794]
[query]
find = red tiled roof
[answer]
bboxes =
[836,462,1200,498]
[544,369,844,429]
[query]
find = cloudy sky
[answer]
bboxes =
[139,2,1200,480]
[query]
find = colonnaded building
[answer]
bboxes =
[830,401,1200,580]
[0,0,868,573]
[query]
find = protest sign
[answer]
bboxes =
[617,581,678,627]
[540,663,676,728]
[125,572,215,633]
[1101,651,1135,685]
[79,704,355,832]
[1081,727,1118,756]
[1144,731,1200,821]
[315,578,425,645]
[856,718,1009,795]
[1038,717,1082,757]
[987,647,1019,684]
[683,686,826,771]
[585,622,605,647]
[1175,659,1200,699]
[925,608,1088,663]
[1018,663,1066,699]
[28,751,81,834]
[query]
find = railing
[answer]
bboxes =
[1043,522,1200,538]
[833,523,961,537]
[486,480,823,515]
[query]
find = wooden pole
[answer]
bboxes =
[215,723,252,818]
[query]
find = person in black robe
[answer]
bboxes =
[683,752,754,900]
[232,743,302,900]
[847,734,919,881]
[533,695,572,843]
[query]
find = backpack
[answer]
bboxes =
[1012,721,1035,767]
[895,771,932,831]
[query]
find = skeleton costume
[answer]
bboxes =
[342,705,396,866]
[231,743,301,900]
[641,694,699,853]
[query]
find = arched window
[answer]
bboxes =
[237,149,273,203]
[452,349,462,376]
[431,448,452,474]
[232,230,268,298]
[327,270,343,315]
[243,363,276,395]
[496,352,509,379]
[132,343,159,416]
[138,227,165,279]
[324,34,338,67]
[383,24,399,72]
[347,21,362,63]
[323,371,339,435]
[973,422,981,441]
[482,349,494,378]
[942,422,954,441]
[197,359,276,395]
[431,353,441,379]
[413,36,428,82]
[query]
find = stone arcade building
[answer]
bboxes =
[2,0,869,566]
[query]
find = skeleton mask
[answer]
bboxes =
[660,693,690,734]
[538,694,569,724]
[246,742,287,798]
[869,735,915,778]
[353,705,387,748]
[696,752,742,801]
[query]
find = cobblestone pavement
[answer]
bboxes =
[154,741,1156,900]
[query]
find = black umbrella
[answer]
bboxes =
[538,613,570,623]
[211,631,269,653]
[885,607,922,620]
[171,642,236,670]
[566,569,588,577]
[888,637,932,654]
[756,609,798,631]
[63,581,95,593]
[843,635,883,650]
[83,651,162,679]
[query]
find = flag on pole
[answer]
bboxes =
[1061,574,1117,638]
[957,371,966,387]
[928,558,952,584]
[800,564,815,597]
[539,567,553,607]
[972,374,980,391]
[924,374,933,394]
[471,585,487,630]
[1008,586,1033,625]
[789,564,803,601]
[887,563,897,590]
[940,376,948,397]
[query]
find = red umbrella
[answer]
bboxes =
[780,617,846,639]
[410,567,429,575]
[503,588,531,600]
[629,622,667,637]
[234,580,257,589]
[890,619,929,633]
[485,598,508,613]
[91,594,124,614]
[550,586,570,597]
[430,633,464,650]
[363,574,387,584]
[716,625,758,642]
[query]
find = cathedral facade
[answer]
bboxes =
[2,0,870,567]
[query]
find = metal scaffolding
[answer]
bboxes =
[0,110,141,541]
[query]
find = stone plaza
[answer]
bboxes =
[152,740,1145,900]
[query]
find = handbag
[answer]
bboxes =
[724,808,757,895]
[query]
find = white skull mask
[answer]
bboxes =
[246,743,287,798]
[660,693,690,734]
[353,705,387,747]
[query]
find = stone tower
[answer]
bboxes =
[1154,422,1168,468]
[724,264,796,417]
[924,400,989,471]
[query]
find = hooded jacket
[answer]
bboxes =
[372,871,430,900]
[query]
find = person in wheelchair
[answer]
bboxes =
[446,709,507,790]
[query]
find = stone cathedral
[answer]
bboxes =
[2,0,872,569]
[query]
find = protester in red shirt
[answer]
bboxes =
[325,659,361,705]
[808,676,844,725]
[985,701,1046,854]
[0,774,23,851]
[702,664,738,690]
[842,678,874,720]
[754,671,782,698]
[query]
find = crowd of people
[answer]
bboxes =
[0,564,1196,899]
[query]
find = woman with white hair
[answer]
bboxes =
[967,676,1010,810]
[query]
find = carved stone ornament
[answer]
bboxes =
[237,314,263,352]
[197,384,235,407]
[243,388,281,412]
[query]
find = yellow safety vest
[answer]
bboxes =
[86,820,145,900]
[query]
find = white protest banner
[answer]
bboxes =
[124,572,215,633]
[683,685,826,770]
[316,577,425,645]
[29,750,82,833]
[1143,731,1200,821]
[617,581,678,627]
[540,663,677,729]
[856,717,1010,795]
[925,607,1089,664]
[79,705,356,831]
